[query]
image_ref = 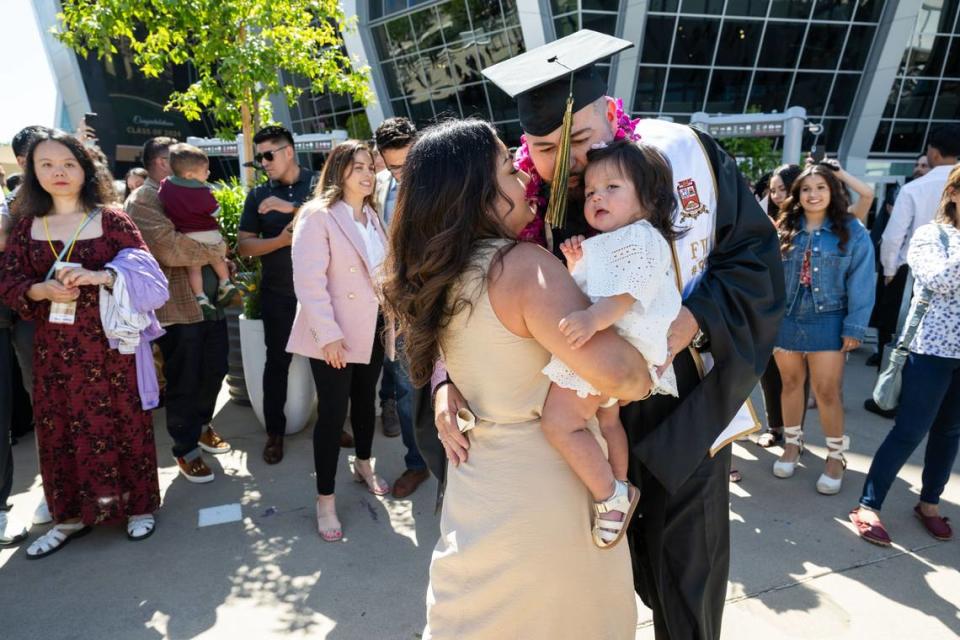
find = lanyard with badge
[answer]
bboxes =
[43,210,96,325]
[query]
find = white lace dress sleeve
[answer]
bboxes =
[542,220,681,400]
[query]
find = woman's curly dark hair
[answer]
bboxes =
[381,119,516,386]
[776,164,851,254]
[585,140,682,242]
[10,129,116,219]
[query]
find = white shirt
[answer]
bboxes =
[542,220,681,399]
[353,215,385,272]
[880,164,954,276]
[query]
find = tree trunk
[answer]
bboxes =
[240,101,255,187]
[238,23,255,186]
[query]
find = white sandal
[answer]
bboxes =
[816,435,849,495]
[127,514,156,541]
[592,480,641,549]
[26,522,91,560]
[773,426,804,478]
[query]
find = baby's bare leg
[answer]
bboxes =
[187,265,204,296]
[210,256,230,282]
[541,384,615,501]
[598,404,628,482]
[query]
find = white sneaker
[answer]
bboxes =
[0,511,28,546]
[33,498,52,526]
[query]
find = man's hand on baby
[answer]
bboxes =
[559,309,598,349]
[559,235,586,270]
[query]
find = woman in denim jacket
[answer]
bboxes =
[772,164,876,495]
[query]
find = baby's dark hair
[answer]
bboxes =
[585,140,681,242]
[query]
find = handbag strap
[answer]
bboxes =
[892,224,952,353]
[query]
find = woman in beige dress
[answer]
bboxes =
[384,119,652,639]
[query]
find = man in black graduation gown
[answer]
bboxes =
[416,30,785,640]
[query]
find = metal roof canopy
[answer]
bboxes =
[691,107,809,165]
[186,130,349,188]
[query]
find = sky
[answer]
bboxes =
[0,0,58,143]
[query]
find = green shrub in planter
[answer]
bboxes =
[214,178,262,319]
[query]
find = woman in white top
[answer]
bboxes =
[850,164,960,546]
[287,140,394,542]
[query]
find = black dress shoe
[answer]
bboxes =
[864,398,897,419]
[263,434,284,465]
[865,353,881,367]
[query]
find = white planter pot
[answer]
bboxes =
[238,315,317,435]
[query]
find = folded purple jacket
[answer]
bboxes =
[105,248,169,410]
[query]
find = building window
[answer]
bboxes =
[367,0,526,144]
[880,3,960,155]
[631,0,884,154]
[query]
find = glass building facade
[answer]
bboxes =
[41,0,958,166]
[632,0,885,153]
[874,0,960,155]
[367,0,527,143]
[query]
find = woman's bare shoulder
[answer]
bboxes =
[498,241,564,275]
[493,241,576,297]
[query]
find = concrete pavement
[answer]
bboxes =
[1,348,958,639]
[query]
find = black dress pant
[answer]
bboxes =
[156,319,229,459]
[0,328,13,509]
[309,322,385,496]
[759,357,783,431]
[873,265,909,365]
[260,290,299,437]
[622,349,730,640]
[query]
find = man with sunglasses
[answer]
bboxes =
[238,125,320,464]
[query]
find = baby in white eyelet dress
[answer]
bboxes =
[540,139,681,549]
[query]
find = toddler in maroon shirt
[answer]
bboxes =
[157,143,237,315]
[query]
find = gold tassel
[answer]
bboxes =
[545,94,575,229]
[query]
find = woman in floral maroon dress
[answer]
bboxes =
[0,130,161,558]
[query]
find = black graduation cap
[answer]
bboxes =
[481,30,634,137]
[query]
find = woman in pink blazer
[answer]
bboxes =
[287,140,394,541]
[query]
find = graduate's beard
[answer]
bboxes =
[566,178,586,225]
[566,171,585,204]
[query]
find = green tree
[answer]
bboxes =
[56,0,372,182]
[344,112,372,141]
[720,136,780,184]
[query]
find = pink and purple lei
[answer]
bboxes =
[513,97,642,245]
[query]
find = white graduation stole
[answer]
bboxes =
[634,119,761,455]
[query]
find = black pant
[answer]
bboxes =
[261,290,298,437]
[156,319,229,459]
[0,328,13,508]
[759,357,783,430]
[622,350,730,640]
[9,343,32,439]
[874,265,910,365]
[11,319,34,395]
[309,328,385,496]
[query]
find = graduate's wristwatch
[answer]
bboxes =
[691,329,709,350]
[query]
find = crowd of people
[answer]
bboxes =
[0,28,958,639]
[746,126,960,543]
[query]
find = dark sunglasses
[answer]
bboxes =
[254,144,289,164]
